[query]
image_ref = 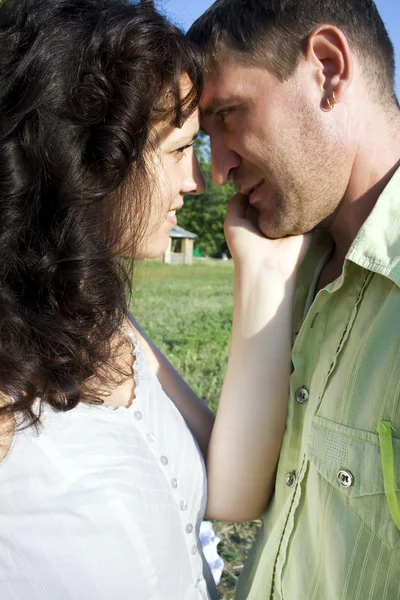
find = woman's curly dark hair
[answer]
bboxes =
[0,0,204,428]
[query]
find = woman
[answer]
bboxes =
[0,0,307,598]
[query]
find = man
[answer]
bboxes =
[188,1,400,598]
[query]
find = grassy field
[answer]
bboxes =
[131,259,234,411]
[130,259,261,599]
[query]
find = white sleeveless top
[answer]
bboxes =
[0,333,218,600]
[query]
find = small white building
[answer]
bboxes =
[164,226,198,265]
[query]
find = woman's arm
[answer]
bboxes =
[205,196,309,522]
[127,316,214,461]
[128,196,307,519]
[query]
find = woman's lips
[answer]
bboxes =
[166,211,177,226]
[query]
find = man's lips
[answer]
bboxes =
[240,180,265,205]
[239,180,264,199]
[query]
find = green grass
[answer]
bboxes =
[130,259,235,412]
[130,259,261,599]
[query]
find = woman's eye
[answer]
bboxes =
[174,143,194,157]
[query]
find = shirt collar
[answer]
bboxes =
[346,166,400,288]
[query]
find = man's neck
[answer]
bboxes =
[327,109,400,265]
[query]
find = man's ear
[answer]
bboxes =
[305,25,353,110]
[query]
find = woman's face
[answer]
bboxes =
[136,108,205,259]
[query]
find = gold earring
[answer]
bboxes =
[331,91,340,106]
[322,91,340,112]
[322,96,333,112]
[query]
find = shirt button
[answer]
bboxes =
[134,411,143,420]
[185,523,194,534]
[295,386,309,404]
[160,456,169,466]
[171,478,178,489]
[180,500,188,512]
[337,470,354,488]
[285,471,297,487]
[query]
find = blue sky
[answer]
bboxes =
[157,0,400,95]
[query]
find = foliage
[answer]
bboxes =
[178,133,236,257]
[130,260,261,599]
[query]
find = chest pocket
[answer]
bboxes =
[307,415,400,550]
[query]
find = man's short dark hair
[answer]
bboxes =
[188,0,398,107]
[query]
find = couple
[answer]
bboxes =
[0,0,399,599]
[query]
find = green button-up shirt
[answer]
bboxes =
[236,168,400,600]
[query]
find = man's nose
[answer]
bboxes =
[210,136,240,186]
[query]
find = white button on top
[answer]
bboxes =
[337,469,354,488]
[134,411,143,421]
[180,500,188,512]
[160,456,169,466]
[295,386,309,404]
[185,524,193,534]
[171,478,178,489]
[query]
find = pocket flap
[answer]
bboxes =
[307,415,400,497]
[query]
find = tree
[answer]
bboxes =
[178,133,235,257]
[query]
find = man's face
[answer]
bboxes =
[200,47,351,238]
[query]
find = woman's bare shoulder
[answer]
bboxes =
[0,394,14,465]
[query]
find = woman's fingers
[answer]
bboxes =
[225,194,260,235]
[224,191,313,277]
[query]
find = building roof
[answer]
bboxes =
[169,225,198,239]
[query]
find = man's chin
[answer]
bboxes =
[259,215,313,239]
[258,219,290,240]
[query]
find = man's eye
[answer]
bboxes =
[217,108,233,123]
